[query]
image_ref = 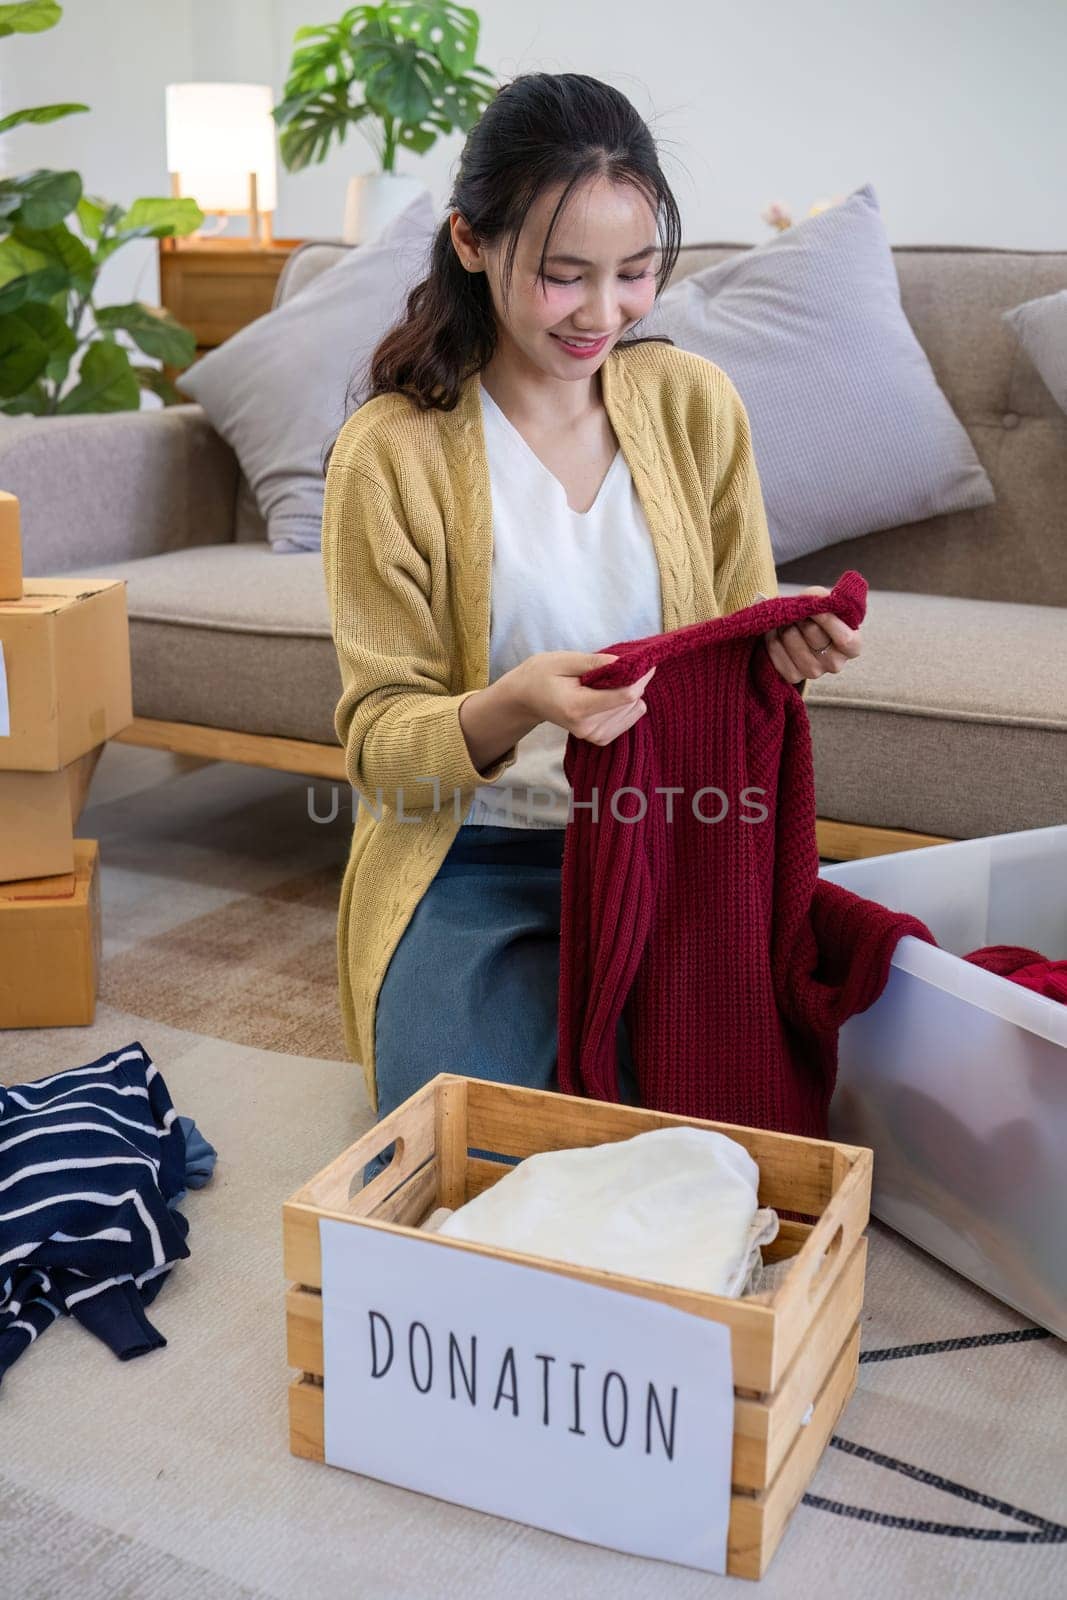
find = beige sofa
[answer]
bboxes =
[3,240,1065,858]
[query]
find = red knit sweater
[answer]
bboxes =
[963,945,1067,1004]
[557,569,938,1139]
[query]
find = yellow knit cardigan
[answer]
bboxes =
[321,339,808,1112]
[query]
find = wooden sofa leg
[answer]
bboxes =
[817,818,955,861]
[112,716,348,780]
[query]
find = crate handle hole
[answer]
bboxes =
[808,1224,844,1295]
[348,1135,407,1201]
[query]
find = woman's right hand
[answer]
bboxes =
[509,652,656,747]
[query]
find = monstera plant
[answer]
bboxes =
[272,1,497,174]
[0,0,204,415]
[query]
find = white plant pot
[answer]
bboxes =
[342,172,428,245]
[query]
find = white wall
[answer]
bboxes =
[3,0,1064,319]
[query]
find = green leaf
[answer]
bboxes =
[134,364,183,406]
[433,71,496,132]
[4,222,94,294]
[359,40,435,125]
[282,32,347,98]
[0,264,68,312]
[0,234,48,283]
[93,224,170,266]
[1,380,49,415]
[290,6,377,57]
[278,93,368,171]
[0,300,76,397]
[396,123,436,154]
[94,301,196,366]
[113,196,205,238]
[272,86,332,130]
[75,195,108,240]
[376,2,481,80]
[0,169,82,230]
[0,102,89,135]
[43,341,72,386]
[55,339,140,413]
[0,1,62,38]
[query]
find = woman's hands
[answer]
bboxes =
[762,584,863,685]
[504,586,862,756]
[510,651,656,747]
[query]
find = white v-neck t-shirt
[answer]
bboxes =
[463,379,663,829]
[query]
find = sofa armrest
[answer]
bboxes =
[0,403,239,574]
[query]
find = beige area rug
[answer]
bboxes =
[2,745,1064,1600]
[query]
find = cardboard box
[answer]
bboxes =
[0,838,101,1026]
[822,825,1067,1337]
[0,745,104,881]
[0,578,132,771]
[0,491,21,600]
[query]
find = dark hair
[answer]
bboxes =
[322,71,681,474]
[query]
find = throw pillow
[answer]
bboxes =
[637,181,994,562]
[176,189,437,551]
[1002,288,1067,413]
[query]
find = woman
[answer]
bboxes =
[320,72,862,1182]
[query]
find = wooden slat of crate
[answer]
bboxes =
[464,1079,842,1214]
[728,1320,860,1578]
[285,1231,864,1495]
[761,1218,813,1263]
[731,1235,866,1488]
[759,1167,868,1389]
[285,1319,860,1580]
[284,1073,866,1227]
[291,1077,440,1217]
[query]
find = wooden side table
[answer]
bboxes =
[159,236,304,380]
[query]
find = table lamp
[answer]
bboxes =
[165,82,278,246]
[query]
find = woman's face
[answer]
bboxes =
[452,176,661,381]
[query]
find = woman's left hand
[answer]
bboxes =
[763,584,862,685]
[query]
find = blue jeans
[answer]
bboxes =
[363,824,639,1187]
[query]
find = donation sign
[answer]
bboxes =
[319,1217,734,1573]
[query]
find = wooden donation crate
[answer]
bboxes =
[283,1075,872,1580]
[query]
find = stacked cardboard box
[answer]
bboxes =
[0,491,132,1025]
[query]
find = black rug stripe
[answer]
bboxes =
[859,1328,1053,1364]
[829,1437,1065,1529]
[800,1435,1067,1542]
[801,1495,1066,1542]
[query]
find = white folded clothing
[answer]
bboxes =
[421,1126,779,1300]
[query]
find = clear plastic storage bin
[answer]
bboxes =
[820,825,1067,1337]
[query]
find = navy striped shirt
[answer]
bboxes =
[0,1041,215,1385]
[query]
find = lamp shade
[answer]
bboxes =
[165,82,278,212]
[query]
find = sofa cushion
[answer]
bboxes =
[638,183,995,563]
[64,548,1066,839]
[777,581,1066,837]
[65,545,340,745]
[175,190,437,552]
[1003,288,1067,414]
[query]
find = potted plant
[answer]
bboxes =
[0,0,203,415]
[273,0,498,244]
